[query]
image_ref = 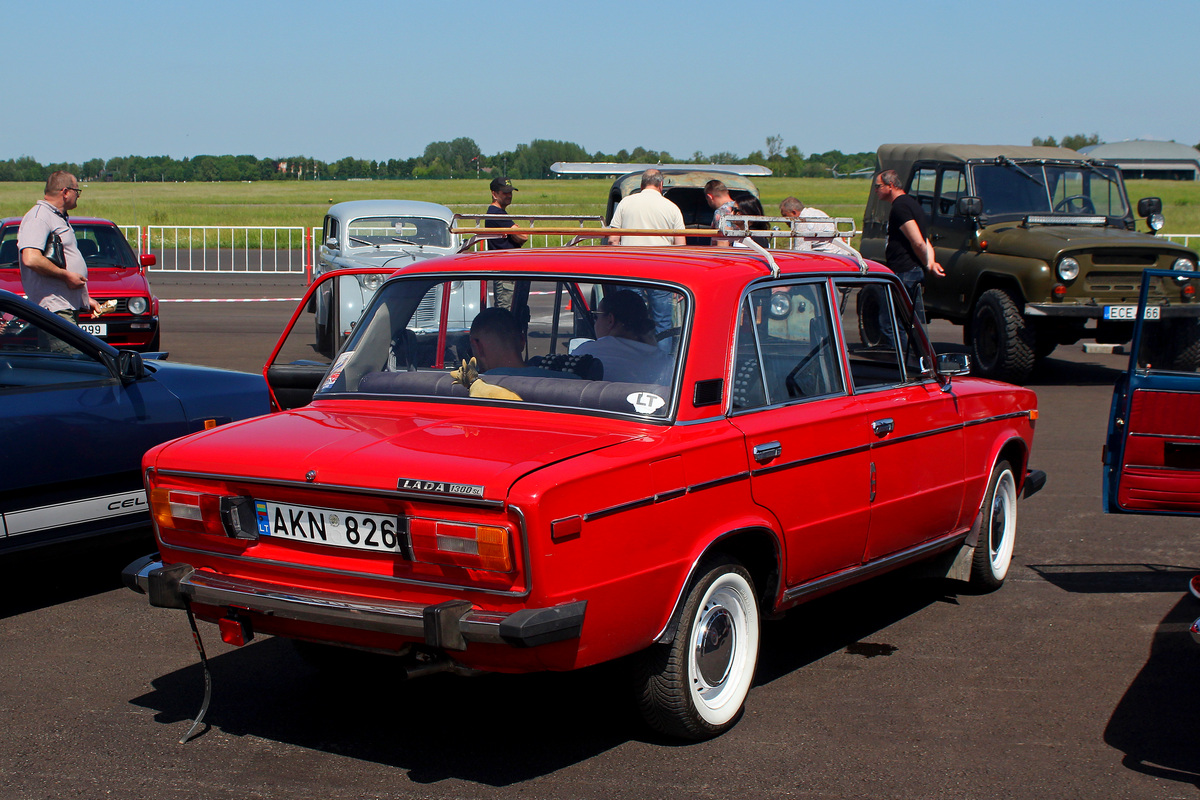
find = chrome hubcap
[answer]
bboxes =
[695,606,735,687]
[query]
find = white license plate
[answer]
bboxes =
[1103,305,1160,321]
[79,323,107,335]
[255,500,402,553]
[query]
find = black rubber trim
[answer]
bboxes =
[498,600,587,647]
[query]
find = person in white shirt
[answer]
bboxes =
[607,169,685,247]
[780,196,838,252]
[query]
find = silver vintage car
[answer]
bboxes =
[313,200,468,354]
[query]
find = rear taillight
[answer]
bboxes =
[408,518,514,572]
[150,488,257,539]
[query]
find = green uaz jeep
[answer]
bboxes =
[861,144,1200,383]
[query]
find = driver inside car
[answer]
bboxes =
[469,307,580,379]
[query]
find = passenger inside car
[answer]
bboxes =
[573,290,673,385]
[469,307,580,379]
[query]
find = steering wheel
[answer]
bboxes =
[656,326,682,342]
[1054,195,1095,214]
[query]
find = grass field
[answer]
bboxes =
[0,177,1197,235]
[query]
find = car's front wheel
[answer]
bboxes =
[635,557,760,740]
[970,458,1018,591]
[971,289,1035,383]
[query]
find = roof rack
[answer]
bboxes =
[450,213,871,274]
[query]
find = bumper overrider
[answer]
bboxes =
[122,555,586,651]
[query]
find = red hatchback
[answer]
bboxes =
[0,217,160,351]
[125,245,1044,740]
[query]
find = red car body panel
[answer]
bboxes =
[135,246,1041,678]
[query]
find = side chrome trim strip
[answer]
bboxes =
[782,530,965,604]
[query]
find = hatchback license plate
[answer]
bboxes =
[1103,305,1159,321]
[255,500,402,553]
[80,323,107,335]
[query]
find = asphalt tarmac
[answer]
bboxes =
[1,272,1197,800]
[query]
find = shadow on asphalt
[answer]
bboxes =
[125,567,958,783]
[1104,592,1200,787]
[1029,563,1199,594]
[755,568,957,686]
[130,636,642,785]
[0,532,154,619]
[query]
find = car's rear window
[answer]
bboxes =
[317,275,686,420]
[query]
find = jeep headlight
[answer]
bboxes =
[1148,213,1165,232]
[1173,257,1196,282]
[127,297,148,315]
[359,273,384,291]
[767,292,791,320]
[1057,257,1080,281]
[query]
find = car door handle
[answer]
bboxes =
[753,441,782,463]
[872,418,894,437]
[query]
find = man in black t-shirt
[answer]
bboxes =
[873,169,944,319]
[484,176,527,308]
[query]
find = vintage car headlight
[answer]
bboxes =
[1173,257,1197,282]
[127,297,149,315]
[1147,213,1165,231]
[767,292,791,320]
[1057,257,1080,282]
[359,273,384,291]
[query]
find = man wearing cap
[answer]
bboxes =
[485,177,527,251]
[485,176,526,309]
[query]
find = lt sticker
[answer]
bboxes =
[627,391,665,414]
[319,351,353,392]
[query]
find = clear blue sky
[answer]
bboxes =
[5,0,1196,164]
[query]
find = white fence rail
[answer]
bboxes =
[1164,234,1200,249]
[111,225,1200,275]
[141,226,313,274]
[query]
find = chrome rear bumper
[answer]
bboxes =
[122,555,584,650]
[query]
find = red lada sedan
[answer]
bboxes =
[0,217,160,351]
[125,245,1045,740]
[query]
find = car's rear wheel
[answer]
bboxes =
[970,458,1018,591]
[971,289,1035,383]
[635,557,760,740]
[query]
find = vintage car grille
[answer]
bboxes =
[1085,271,1143,293]
[413,286,443,329]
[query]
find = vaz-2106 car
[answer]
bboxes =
[125,239,1045,740]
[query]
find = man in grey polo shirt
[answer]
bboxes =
[17,171,98,324]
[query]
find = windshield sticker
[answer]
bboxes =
[320,351,353,392]
[627,392,666,414]
[397,478,486,498]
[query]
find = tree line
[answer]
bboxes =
[0,136,876,183]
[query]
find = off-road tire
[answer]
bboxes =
[634,557,760,740]
[856,285,886,348]
[971,289,1035,383]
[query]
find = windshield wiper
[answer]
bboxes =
[997,156,1044,187]
[390,238,424,247]
[348,236,377,248]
